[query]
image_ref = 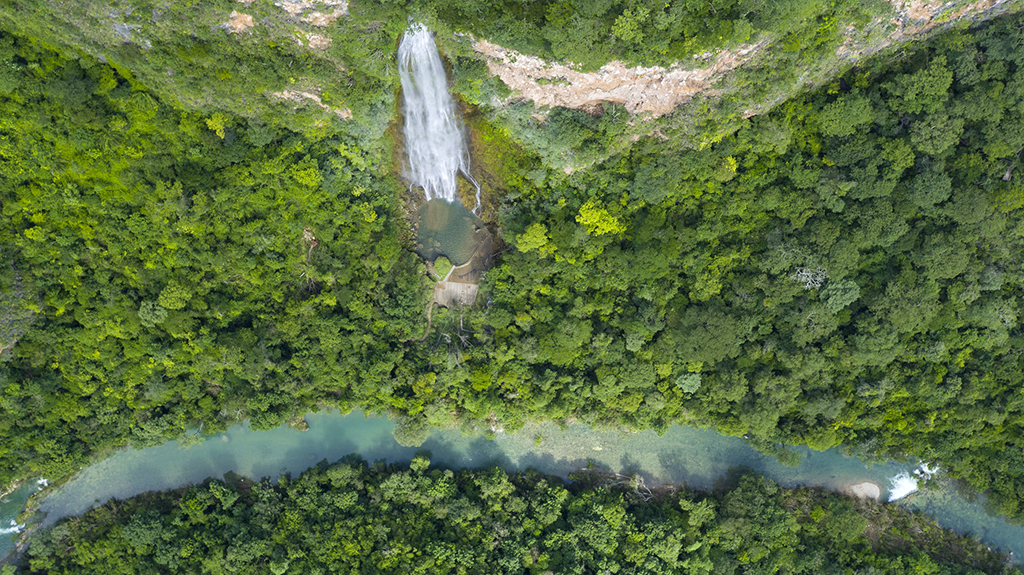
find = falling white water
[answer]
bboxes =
[398,24,477,205]
[888,471,920,501]
[0,519,23,535]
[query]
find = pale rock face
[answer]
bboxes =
[304,12,343,27]
[836,0,1015,62]
[472,39,764,118]
[305,34,331,50]
[847,481,882,500]
[225,11,255,34]
[272,89,352,119]
[274,0,348,18]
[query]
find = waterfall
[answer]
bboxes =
[398,24,477,206]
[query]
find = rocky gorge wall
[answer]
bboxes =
[470,0,1024,120]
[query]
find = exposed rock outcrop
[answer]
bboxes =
[272,89,353,119]
[473,0,1021,119]
[473,39,765,117]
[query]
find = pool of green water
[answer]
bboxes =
[5,412,1023,562]
[413,198,485,266]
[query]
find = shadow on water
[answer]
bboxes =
[277,436,358,481]
[713,466,759,493]
[7,409,1024,563]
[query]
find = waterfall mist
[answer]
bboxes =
[398,24,475,205]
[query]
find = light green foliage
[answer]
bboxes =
[675,372,703,394]
[818,92,874,137]
[821,279,860,313]
[885,55,955,115]
[576,201,625,235]
[157,280,191,311]
[137,301,168,328]
[515,222,553,254]
[433,256,453,279]
[612,7,650,45]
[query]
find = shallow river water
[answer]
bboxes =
[3,411,1023,561]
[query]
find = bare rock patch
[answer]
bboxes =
[473,39,764,118]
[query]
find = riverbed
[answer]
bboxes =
[3,411,1023,561]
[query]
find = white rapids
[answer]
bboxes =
[888,471,919,502]
[887,462,941,502]
[0,519,23,535]
[398,24,477,206]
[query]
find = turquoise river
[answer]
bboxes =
[2,411,1022,562]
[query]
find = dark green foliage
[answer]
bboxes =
[465,11,1024,522]
[0,32,430,486]
[18,463,1019,575]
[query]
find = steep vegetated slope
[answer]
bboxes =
[0,0,402,143]
[435,0,1023,172]
[16,460,1022,574]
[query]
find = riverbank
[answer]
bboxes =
[12,459,1019,575]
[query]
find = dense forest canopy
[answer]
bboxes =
[472,15,1024,519]
[13,460,1022,574]
[3,0,1024,553]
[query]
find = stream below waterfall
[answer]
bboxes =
[3,411,1023,562]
